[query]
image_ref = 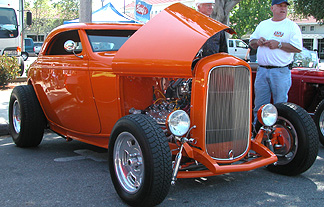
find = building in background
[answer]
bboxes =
[294,16,324,59]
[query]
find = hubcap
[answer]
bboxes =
[272,116,298,165]
[113,132,144,193]
[319,111,324,136]
[12,100,21,133]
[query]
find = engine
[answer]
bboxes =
[130,78,192,125]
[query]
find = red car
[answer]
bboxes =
[9,3,318,206]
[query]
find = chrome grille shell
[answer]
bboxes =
[205,66,251,160]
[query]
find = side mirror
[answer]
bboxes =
[64,40,83,58]
[26,11,32,26]
[64,40,76,53]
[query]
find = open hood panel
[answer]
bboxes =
[112,3,234,77]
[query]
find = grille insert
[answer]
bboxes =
[205,66,250,160]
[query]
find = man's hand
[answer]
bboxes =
[264,40,281,49]
[257,37,267,46]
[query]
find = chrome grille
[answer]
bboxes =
[206,66,250,160]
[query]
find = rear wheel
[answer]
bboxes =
[9,85,46,147]
[314,99,324,146]
[266,103,319,175]
[108,114,172,206]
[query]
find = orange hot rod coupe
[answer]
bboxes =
[9,3,318,207]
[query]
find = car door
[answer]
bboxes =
[34,29,101,134]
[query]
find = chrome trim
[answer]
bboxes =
[205,65,251,160]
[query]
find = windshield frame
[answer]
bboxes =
[0,7,19,38]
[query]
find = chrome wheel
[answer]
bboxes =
[12,100,21,133]
[113,132,144,194]
[273,116,298,165]
[267,102,318,176]
[319,111,324,137]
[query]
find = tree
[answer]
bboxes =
[212,0,242,25]
[53,0,79,25]
[229,0,273,38]
[24,0,79,40]
[25,0,56,41]
[293,0,323,24]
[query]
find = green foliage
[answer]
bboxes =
[229,0,272,38]
[0,55,19,86]
[24,0,79,37]
[53,0,80,25]
[293,0,323,24]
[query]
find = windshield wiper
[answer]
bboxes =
[0,25,14,33]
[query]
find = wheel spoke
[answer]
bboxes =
[114,132,144,193]
[273,116,298,165]
[319,112,324,136]
[13,100,21,133]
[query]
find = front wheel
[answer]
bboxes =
[266,102,319,176]
[108,114,172,206]
[314,99,324,146]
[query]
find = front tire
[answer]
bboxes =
[9,85,46,147]
[314,99,324,146]
[266,103,319,175]
[108,114,172,206]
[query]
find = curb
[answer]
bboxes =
[0,124,9,136]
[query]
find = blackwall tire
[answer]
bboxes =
[314,99,324,146]
[108,114,172,206]
[266,102,319,176]
[19,62,24,76]
[9,85,46,147]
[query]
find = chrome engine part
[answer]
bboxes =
[129,78,192,125]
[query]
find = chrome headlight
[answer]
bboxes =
[257,104,278,126]
[166,110,190,136]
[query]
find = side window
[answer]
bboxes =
[86,29,136,52]
[228,40,233,47]
[236,40,247,48]
[46,30,82,55]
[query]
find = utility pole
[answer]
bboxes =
[19,0,24,52]
[79,0,92,23]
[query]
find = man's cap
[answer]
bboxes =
[272,0,290,6]
[195,0,215,4]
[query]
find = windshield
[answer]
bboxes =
[293,48,319,69]
[0,8,18,38]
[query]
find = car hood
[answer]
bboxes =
[112,3,234,77]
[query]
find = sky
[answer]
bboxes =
[92,0,134,11]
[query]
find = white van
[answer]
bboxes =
[228,39,249,60]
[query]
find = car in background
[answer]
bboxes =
[228,38,249,60]
[8,3,318,206]
[22,37,35,60]
[34,42,43,55]
[251,48,324,145]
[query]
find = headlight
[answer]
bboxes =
[257,104,278,126]
[166,110,190,136]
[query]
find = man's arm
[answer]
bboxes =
[264,40,301,53]
[249,37,267,49]
[250,38,301,53]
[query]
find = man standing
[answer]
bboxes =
[196,0,215,17]
[250,0,302,123]
[196,0,228,56]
